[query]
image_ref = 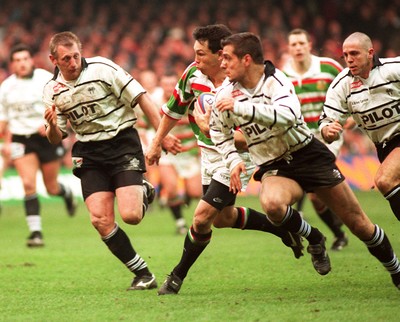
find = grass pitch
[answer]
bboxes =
[0,190,399,322]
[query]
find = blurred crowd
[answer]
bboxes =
[0,0,392,156]
[1,0,400,82]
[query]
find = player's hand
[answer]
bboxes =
[162,134,181,155]
[230,162,246,194]
[215,98,235,113]
[146,141,162,165]
[44,105,58,128]
[322,120,343,143]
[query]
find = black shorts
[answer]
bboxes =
[71,127,146,199]
[375,134,400,163]
[254,137,345,192]
[202,179,236,211]
[12,133,65,163]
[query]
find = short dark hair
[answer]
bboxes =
[287,28,311,42]
[221,32,264,64]
[9,44,33,61]
[192,24,232,53]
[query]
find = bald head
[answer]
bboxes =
[342,32,374,78]
[343,32,373,51]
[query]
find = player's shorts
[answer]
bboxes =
[159,151,201,179]
[202,179,236,211]
[71,127,145,199]
[254,137,345,192]
[375,134,400,163]
[200,148,256,191]
[11,133,65,163]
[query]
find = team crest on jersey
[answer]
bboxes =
[316,80,327,91]
[88,86,96,95]
[53,83,66,93]
[351,80,363,89]
[232,89,242,98]
[387,88,393,96]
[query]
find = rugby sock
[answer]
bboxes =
[102,223,150,277]
[170,204,184,220]
[384,184,400,220]
[363,225,400,286]
[233,207,286,238]
[25,194,41,232]
[276,205,322,244]
[318,207,345,238]
[173,226,212,280]
[57,183,67,197]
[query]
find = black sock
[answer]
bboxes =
[364,225,400,279]
[318,208,344,238]
[277,206,322,244]
[25,194,40,216]
[384,184,400,220]
[102,224,150,277]
[173,226,211,280]
[233,207,285,238]
[170,204,183,220]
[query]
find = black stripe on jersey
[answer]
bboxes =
[52,88,70,100]
[73,104,130,127]
[118,78,135,99]
[87,61,118,71]
[323,103,348,115]
[331,73,349,90]
[76,79,112,88]
[361,119,400,131]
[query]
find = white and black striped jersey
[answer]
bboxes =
[210,61,313,172]
[320,56,400,145]
[0,68,52,135]
[43,57,145,142]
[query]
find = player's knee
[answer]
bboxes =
[121,210,143,225]
[374,173,393,194]
[193,213,213,232]
[261,198,284,220]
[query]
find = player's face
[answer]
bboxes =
[221,44,245,83]
[193,40,221,77]
[50,43,82,81]
[288,33,312,64]
[11,50,34,78]
[342,40,374,78]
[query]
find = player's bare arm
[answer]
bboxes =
[229,161,246,194]
[44,105,63,144]
[137,93,181,155]
[146,115,180,165]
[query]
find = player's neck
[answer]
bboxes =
[293,56,312,75]
[208,69,226,88]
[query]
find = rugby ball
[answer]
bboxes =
[196,92,215,113]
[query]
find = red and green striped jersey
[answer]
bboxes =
[283,55,343,136]
[161,62,220,150]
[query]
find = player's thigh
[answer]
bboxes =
[375,148,400,193]
[184,173,202,198]
[259,175,303,213]
[115,185,143,216]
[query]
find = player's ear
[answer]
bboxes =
[49,54,57,66]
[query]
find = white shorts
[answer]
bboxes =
[201,148,255,191]
[159,151,201,179]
